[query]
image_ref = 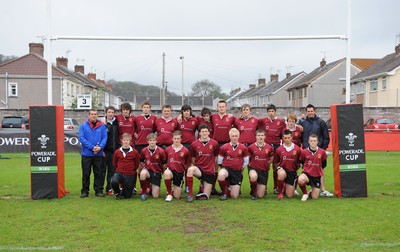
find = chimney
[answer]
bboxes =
[395,44,400,54]
[286,72,291,79]
[105,84,113,91]
[56,57,68,68]
[87,73,96,80]
[270,74,279,82]
[29,43,44,57]
[258,78,266,86]
[320,58,327,67]
[249,84,256,89]
[75,65,84,74]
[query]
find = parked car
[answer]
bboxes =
[364,117,398,131]
[0,116,29,129]
[64,118,80,131]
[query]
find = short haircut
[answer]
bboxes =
[309,133,319,140]
[105,106,116,113]
[172,130,182,137]
[162,104,172,110]
[201,107,212,116]
[267,104,276,111]
[121,133,132,141]
[306,104,316,111]
[141,100,152,108]
[283,129,292,136]
[218,100,227,105]
[147,133,157,141]
[256,129,266,135]
[88,109,98,115]
[120,102,132,112]
[241,103,251,111]
[229,128,240,136]
[287,114,297,122]
[198,124,210,132]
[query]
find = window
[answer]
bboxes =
[288,91,291,100]
[298,89,303,98]
[303,87,307,98]
[351,84,356,95]
[358,81,365,93]
[8,82,18,96]
[382,77,387,90]
[370,79,378,92]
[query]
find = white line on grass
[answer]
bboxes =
[0,246,64,250]
[359,243,400,247]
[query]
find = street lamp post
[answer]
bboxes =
[180,56,184,106]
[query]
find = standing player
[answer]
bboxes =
[134,100,156,154]
[218,128,249,200]
[111,133,140,199]
[300,104,331,197]
[102,106,119,196]
[247,129,274,200]
[155,104,178,149]
[196,107,214,138]
[186,124,219,202]
[163,131,191,202]
[179,104,198,150]
[115,102,136,146]
[234,104,258,147]
[286,114,303,147]
[275,129,302,200]
[298,134,328,201]
[139,133,167,200]
[211,100,235,147]
[258,104,285,194]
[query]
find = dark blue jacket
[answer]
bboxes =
[300,115,330,149]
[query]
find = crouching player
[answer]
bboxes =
[111,133,140,199]
[247,129,274,200]
[139,133,167,201]
[218,128,249,200]
[163,131,191,202]
[275,129,302,200]
[297,134,328,201]
[186,124,219,202]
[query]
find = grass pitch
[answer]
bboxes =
[0,151,399,251]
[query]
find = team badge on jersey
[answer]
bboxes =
[265,149,269,154]
[129,118,133,122]
[295,132,298,136]
[155,155,159,159]
[180,152,184,157]
[238,150,242,154]
[318,154,321,158]
[293,150,297,155]
[277,121,281,126]
[251,119,255,123]
[209,145,213,150]
[226,118,229,122]
[192,121,195,125]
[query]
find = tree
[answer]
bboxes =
[190,79,222,98]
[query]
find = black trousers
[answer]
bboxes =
[104,150,115,191]
[111,172,135,198]
[81,156,105,194]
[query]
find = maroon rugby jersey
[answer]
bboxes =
[234,116,258,145]
[115,114,136,144]
[155,117,178,146]
[139,146,167,173]
[165,145,191,174]
[258,117,285,145]
[300,147,327,177]
[274,144,302,172]
[196,116,213,138]
[189,138,219,175]
[218,143,249,170]
[287,125,303,147]
[113,147,140,176]
[134,114,157,145]
[178,117,198,144]
[247,143,274,172]
[211,114,235,143]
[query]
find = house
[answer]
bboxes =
[350,44,400,107]
[0,43,122,110]
[259,72,306,107]
[286,58,366,107]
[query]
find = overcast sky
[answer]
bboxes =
[1,0,399,94]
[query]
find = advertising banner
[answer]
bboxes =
[30,106,67,199]
[330,103,368,197]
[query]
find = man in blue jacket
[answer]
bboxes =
[300,104,333,197]
[79,109,108,198]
